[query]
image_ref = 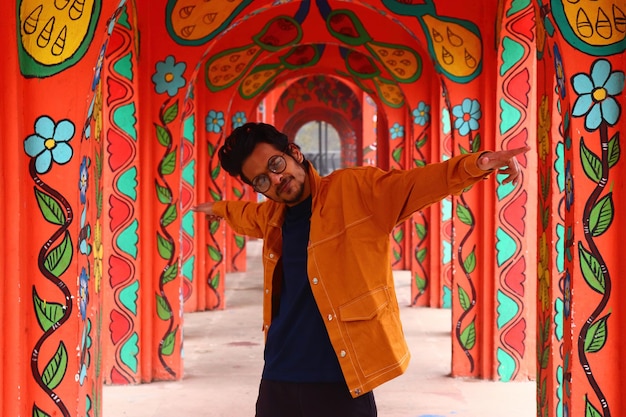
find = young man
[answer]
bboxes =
[193,122,529,417]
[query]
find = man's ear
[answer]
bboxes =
[287,143,304,163]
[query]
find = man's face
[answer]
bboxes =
[241,142,310,206]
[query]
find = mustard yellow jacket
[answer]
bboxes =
[212,152,492,397]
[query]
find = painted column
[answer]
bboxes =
[543,1,626,412]
[7,2,122,417]
[492,1,537,381]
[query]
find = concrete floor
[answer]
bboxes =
[104,240,536,417]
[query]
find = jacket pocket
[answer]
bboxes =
[338,287,406,378]
[339,286,389,321]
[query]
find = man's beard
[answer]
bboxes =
[273,176,305,205]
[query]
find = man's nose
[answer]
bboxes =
[268,171,283,184]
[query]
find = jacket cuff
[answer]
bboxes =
[464,152,494,178]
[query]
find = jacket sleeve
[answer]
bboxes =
[364,152,493,231]
[211,200,270,238]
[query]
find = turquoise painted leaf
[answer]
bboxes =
[496,227,516,266]
[117,167,138,201]
[120,332,139,373]
[496,290,519,329]
[496,347,515,382]
[499,98,521,135]
[119,281,139,315]
[117,219,139,259]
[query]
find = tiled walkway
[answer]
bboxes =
[104,240,535,417]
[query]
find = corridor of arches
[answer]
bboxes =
[2,1,626,416]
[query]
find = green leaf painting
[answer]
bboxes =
[44,232,73,277]
[41,341,68,390]
[33,288,64,332]
[35,189,66,225]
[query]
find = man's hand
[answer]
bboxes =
[477,146,530,185]
[192,202,222,222]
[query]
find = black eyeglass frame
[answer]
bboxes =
[251,154,287,193]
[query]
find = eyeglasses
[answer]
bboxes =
[251,154,287,193]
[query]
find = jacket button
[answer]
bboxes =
[265,288,269,294]
[269,253,274,259]
[340,350,346,358]
[327,314,333,321]
[312,278,318,284]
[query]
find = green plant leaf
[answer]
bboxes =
[589,193,613,237]
[415,222,426,239]
[584,314,610,353]
[162,205,178,227]
[463,248,476,274]
[413,159,426,167]
[393,249,401,261]
[210,189,222,201]
[157,233,174,260]
[34,189,65,225]
[392,147,403,163]
[163,101,179,124]
[162,263,178,284]
[460,319,476,350]
[210,272,220,289]
[33,405,51,417]
[585,395,603,417]
[458,144,469,154]
[416,247,427,263]
[208,245,222,262]
[235,235,245,249]
[456,204,473,225]
[232,187,243,198]
[161,149,177,175]
[607,133,620,168]
[415,273,426,291]
[156,294,172,320]
[393,229,403,243]
[209,220,220,235]
[33,288,64,332]
[207,142,215,157]
[211,165,221,180]
[155,182,172,204]
[160,326,178,356]
[155,124,171,147]
[471,134,481,153]
[42,341,68,390]
[578,242,605,294]
[44,232,73,277]
[457,284,471,311]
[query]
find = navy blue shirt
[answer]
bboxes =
[262,195,344,382]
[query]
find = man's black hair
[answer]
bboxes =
[218,122,291,185]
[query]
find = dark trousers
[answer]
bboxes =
[255,379,377,417]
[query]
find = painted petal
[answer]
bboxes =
[454,118,464,129]
[571,94,592,117]
[52,142,73,164]
[452,106,464,118]
[35,151,53,174]
[470,99,480,114]
[459,123,469,137]
[604,71,625,95]
[34,116,55,138]
[600,97,620,125]
[468,118,479,131]
[585,104,602,131]
[590,59,611,87]
[462,98,472,113]
[54,120,75,142]
[571,73,593,94]
[24,135,46,157]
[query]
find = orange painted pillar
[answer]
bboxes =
[4,2,121,416]
[539,1,626,415]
